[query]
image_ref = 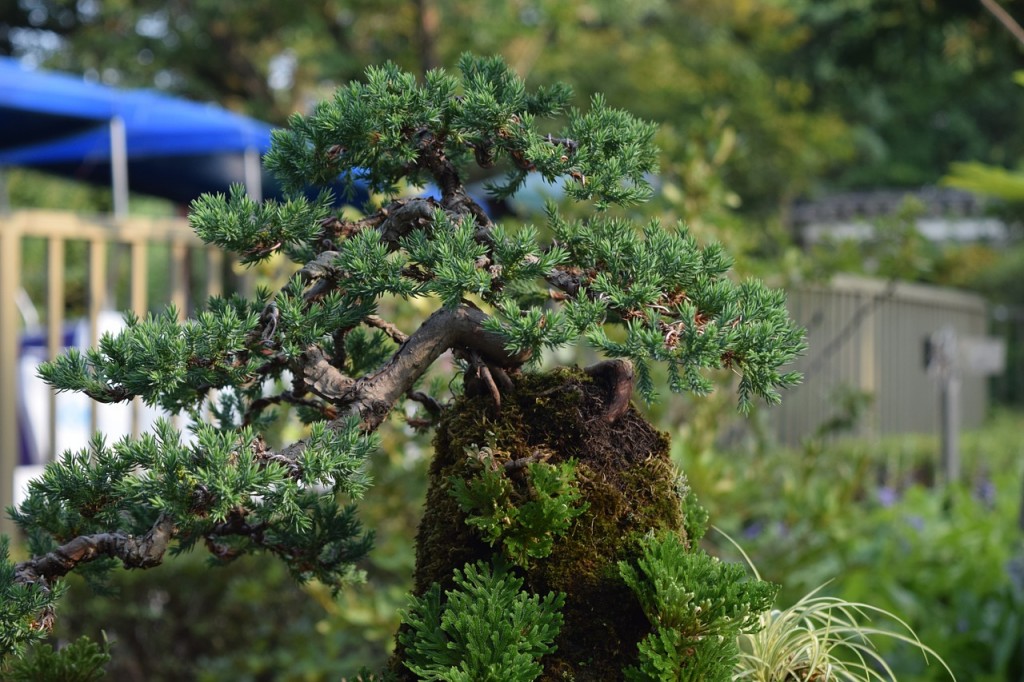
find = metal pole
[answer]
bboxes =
[243,147,263,202]
[940,366,961,485]
[0,168,9,215]
[935,327,960,485]
[110,116,129,219]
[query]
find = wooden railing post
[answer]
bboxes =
[0,218,22,538]
[47,236,66,462]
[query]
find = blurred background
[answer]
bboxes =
[3,1,1024,679]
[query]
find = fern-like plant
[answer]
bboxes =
[619,532,778,681]
[449,446,587,565]
[398,560,564,681]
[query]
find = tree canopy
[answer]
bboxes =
[787,0,1024,190]
[8,1,1023,211]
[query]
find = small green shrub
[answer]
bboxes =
[398,561,564,681]
[678,413,1024,681]
[618,532,777,681]
[1,636,110,682]
[835,485,1022,681]
[450,446,588,565]
[53,550,398,681]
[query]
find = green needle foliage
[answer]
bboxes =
[0,538,61,659]
[398,561,564,681]
[619,533,778,681]
[534,208,805,407]
[265,55,653,208]
[12,418,374,585]
[37,302,264,413]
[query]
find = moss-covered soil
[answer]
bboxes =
[389,367,690,680]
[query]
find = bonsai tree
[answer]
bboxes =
[2,55,804,680]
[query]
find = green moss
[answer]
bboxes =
[402,368,693,679]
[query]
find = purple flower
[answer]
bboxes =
[974,478,996,508]
[905,515,925,532]
[877,486,898,508]
[742,520,764,540]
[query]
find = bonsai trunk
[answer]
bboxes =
[391,367,691,680]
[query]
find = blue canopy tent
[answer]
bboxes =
[1,87,275,208]
[0,57,116,150]
[0,57,367,210]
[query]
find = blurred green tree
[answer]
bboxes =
[1,0,851,212]
[787,0,1024,190]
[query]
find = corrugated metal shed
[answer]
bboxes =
[773,275,989,445]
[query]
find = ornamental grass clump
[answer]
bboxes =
[735,585,955,682]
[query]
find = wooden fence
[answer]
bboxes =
[0,209,223,536]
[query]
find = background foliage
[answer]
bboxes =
[5,0,1024,679]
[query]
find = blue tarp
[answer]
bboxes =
[0,57,366,205]
[1,89,272,161]
[0,57,115,149]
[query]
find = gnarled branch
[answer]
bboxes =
[14,514,175,591]
[277,303,529,463]
[354,303,528,428]
[301,346,356,402]
[366,314,409,345]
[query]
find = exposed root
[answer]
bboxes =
[583,359,634,423]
